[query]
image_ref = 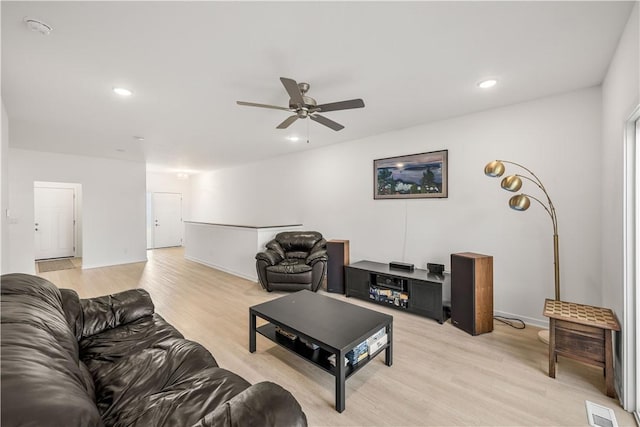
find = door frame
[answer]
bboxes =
[622,105,639,416]
[34,181,80,260]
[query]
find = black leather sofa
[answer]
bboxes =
[1,273,307,427]
[255,231,328,292]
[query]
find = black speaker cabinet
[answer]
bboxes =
[451,252,493,335]
[327,240,349,294]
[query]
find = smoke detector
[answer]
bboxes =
[24,18,52,35]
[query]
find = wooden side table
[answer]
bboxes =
[543,299,620,398]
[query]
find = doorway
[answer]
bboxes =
[34,182,81,260]
[149,192,183,249]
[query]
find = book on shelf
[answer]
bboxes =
[368,333,388,355]
[346,340,369,365]
[368,328,386,342]
[356,352,369,364]
[369,286,409,308]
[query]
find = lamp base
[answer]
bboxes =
[538,329,550,344]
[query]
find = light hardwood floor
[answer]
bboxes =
[37,247,635,426]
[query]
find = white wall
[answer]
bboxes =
[7,149,147,273]
[191,88,602,325]
[601,3,639,412]
[1,101,9,273]
[602,4,639,315]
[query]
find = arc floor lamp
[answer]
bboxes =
[484,160,560,342]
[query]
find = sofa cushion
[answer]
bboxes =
[81,289,155,338]
[1,273,103,426]
[80,313,257,426]
[80,314,194,372]
[285,251,309,260]
[275,231,322,253]
[192,381,308,427]
[266,261,313,284]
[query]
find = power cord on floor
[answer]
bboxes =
[494,315,526,329]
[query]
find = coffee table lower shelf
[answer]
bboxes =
[255,323,389,380]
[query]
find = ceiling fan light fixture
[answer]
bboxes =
[286,136,300,142]
[477,79,498,89]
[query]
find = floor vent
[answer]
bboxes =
[585,400,618,427]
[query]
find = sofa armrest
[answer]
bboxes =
[191,381,307,427]
[310,237,327,254]
[265,239,286,259]
[80,289,155,338]
[60,288,84,341]
[306,248,328,265]
[255,249,283,266]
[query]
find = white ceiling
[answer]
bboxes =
[2,1,635,173]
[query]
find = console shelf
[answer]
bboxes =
[345,260,449,323]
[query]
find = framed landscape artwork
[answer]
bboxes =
[374,150,448,199]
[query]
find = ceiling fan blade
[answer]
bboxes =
[310,114,344,131]
[236,101,292,112]
[316,98,365,113]
[276,115,299,129]
[280,77,304,106]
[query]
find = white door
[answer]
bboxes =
[152,192,182,248]
[34,187,75,260]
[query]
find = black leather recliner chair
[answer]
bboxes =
[255,231,328,292]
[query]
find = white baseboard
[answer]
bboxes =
[184,255,258,282]
[81,257,148,270]
[493,310,548,329]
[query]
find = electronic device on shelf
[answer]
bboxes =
[372,274,407,291]
[389,261,414,271]
[427,263,445,274]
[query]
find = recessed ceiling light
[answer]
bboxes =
[287,136,300,142]
[116,148,126,152]
[133,136,145,141]
[477,79,498,89]
[24,18,52,35]
[113,87,133,97]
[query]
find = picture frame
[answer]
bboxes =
[374,150,448,199]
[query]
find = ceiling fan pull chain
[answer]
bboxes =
[307,118,310,144]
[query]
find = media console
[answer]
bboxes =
[345,260,449,323]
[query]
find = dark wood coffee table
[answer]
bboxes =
[249,290,393,412]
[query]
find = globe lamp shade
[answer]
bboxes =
[501,175,522,192]
[484,160,505,177]
[509,194,531,211]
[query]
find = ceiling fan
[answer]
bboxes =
[236,77,365,131]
